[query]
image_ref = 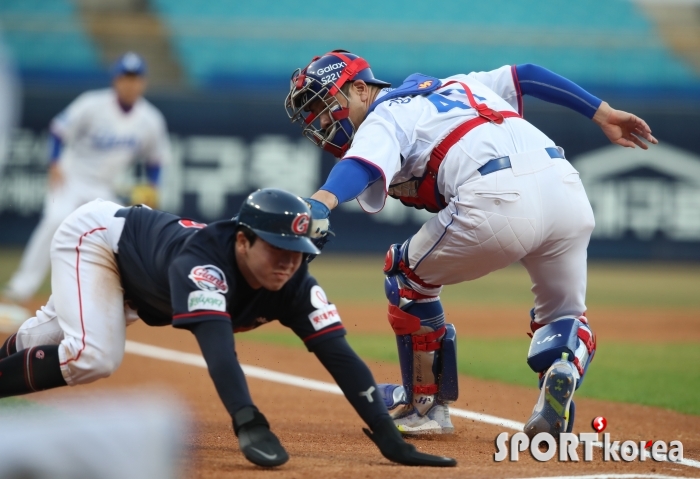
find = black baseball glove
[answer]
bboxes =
[233,406,289,467]
[364,417,457,467]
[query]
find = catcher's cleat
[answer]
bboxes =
[427,403,454,434]
[378,384,454,435]
[524,354,577,439]
[393,403,454,435]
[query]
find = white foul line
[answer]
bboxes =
[124,340,700,472]
[511,475,700,479]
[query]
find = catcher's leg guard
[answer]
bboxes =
[524,314,596,439]
[383,242,458,430]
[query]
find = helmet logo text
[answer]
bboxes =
[310,62,346,75]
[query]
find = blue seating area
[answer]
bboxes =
[152,0,697,90]
[1,0,696,92]
[0,0,101,80]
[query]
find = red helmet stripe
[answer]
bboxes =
[324,51,370,96]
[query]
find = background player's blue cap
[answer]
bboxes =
[111,52,147,77]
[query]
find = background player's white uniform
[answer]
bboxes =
[4,88,171,303]
[347,65,594,323]
[0,33,20,178]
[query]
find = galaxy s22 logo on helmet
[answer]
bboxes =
[285,50,390,158]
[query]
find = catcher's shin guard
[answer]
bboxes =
[383,242,458,418]
[524,314,596,438]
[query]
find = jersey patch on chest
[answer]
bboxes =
[188,265,229,293]
[188,290,226,312]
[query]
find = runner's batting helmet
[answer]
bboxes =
[237,189,320,255]
[285,50,390,157]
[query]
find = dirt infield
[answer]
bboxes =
[2,302,699,478]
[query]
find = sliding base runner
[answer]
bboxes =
[0,189,455,468]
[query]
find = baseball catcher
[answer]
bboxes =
[285,50,657,437]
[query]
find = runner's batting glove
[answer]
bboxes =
[233,406,289,467]
[304,198,334,262]
[363,417,457,467]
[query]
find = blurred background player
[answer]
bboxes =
[0,51,170,331]
[0,28,20,180]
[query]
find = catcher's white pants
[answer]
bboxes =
[5,179,116,303]
[14,199,135,385]
[407,150,595,323]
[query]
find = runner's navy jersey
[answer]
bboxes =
[115,206,345,349]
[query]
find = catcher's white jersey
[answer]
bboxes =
[344,65,595,323]
[345,65,556,213]
[50,88,171,188]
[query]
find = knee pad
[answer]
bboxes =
[384,241,442,303]
[527,316,596,389]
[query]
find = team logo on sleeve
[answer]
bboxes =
[291,213,310,235]
[188,291,226,312]
[179,219,207,229]
[308,285,341,331]
[188,265,228,293]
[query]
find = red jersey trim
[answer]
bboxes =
[303,324,345,343]
[173,311,231,321]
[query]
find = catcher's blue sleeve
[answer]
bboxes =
[515,64,602,119]
[320,158,382,204]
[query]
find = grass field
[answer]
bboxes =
[1,248,699,416]
[245,255,700,416]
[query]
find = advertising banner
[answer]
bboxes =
[2,91,699,259]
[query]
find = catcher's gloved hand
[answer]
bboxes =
[303,197,334,262]
[233,406,289,467]
[130,183,159,209]
[364,417,457,467]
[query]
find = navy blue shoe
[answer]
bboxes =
[524,356,577,439]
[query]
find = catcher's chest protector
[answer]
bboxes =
[369,74,520,213]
